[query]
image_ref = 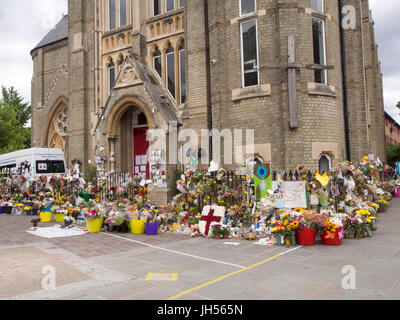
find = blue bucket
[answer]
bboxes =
[43,206,52,212]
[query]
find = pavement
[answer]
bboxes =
[1,200,400,300]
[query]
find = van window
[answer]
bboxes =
[36,161,66,174]
[0,164,16,175]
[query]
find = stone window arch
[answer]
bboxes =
[44,98,69,163]
[319,154,331,173]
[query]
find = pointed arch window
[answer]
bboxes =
[153,47,162,79]
[179,41,186,104]
[108,60,116,93]
[166,45,176,98]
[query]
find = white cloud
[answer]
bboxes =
[0,0,67,104]
[0,0,399,122]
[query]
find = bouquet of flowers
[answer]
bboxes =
[63,215,75,227]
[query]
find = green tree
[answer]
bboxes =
[0,87,31,154]
[1,86,31,126]
[386,144,400,165]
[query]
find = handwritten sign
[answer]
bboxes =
[282,181,307,209]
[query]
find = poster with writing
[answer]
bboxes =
[282,181,307,209]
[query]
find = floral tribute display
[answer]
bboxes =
[0,155,398,247]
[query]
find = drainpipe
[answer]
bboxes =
[339,0,351,161]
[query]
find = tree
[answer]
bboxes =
[1,86,31,127]
[0,87,31,154]
[386,144,400,166]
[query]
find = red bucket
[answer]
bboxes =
[296,228,316,246]
[321,227,344,246]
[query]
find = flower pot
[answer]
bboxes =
[0,206,12,214]
[33,223,38,228]
[40,211,52,222]
[370,221,377,231]
[321,227,344,246]
[223,234,229,239]
[130,220,146,234]
[145,222,159,235]
[214,234,221,239]
[56,213,67,223]
[86,218,104,233]
[296,228,316,246]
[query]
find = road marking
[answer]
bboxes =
[167,245,303,300]
[145,273,178,281]
[102,233,246,269]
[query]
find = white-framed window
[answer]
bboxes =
[319,154,331,173]
[166,0,174,12]
[311,0,324,13]
[240,0,256,16]
[179,0,184,9]
[153,47,162,79]
[166,46,175,98]
[119,0,127,27]
[240,19,259,88]
[108,64,116,93]
[312,17,327,84]
[153,0,161,16]
[179,47,186,104]
[109,0,116,30]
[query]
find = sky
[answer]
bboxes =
[0,0,399,121]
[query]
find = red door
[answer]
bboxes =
[133,126,149,179]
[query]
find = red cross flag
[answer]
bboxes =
[199,205,226,237]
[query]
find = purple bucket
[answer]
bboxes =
[0,207,3,214]
[145,222,159,235]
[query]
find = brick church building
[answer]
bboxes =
[30,0,386,200]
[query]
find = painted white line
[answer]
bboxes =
[102,233,246,269]
[279,245,303,255]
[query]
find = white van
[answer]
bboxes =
[0,148,67,178]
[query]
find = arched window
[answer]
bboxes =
[319,154,331,174]
[179,41,186,104]
[108,60,116,93]
[166,45,175,98]
[153,47,162,79]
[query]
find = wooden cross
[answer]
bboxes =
[259,35,334,129]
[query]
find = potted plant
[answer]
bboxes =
[144,207,161,236]
[212,225,222,239]
[31,216,41,228]
[320,218,344,246]
[378,200,389,213]
[83,202,106,233]
[220,226,230,239]
[270,221,287,245]
[63,215,75,228]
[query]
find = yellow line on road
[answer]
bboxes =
[168,246,302,300]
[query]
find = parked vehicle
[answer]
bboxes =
[0,148,67,178]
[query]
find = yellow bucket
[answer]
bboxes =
[86,218,103,233]
[55,214,67,223]
[130,220,146,234]
[40,211,53,222]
